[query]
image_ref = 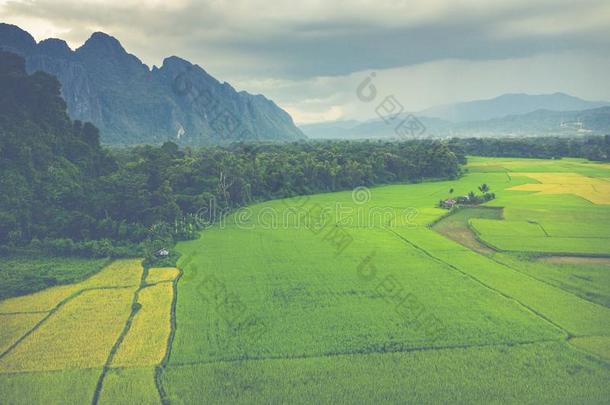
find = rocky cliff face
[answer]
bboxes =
[0,23,305,145]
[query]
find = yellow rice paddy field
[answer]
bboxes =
[0,259,143,314]
[145,267,181,285]
[112,282,174,367]
[510,172,610,204]
[0,288,135,372]
[0,313,46,354]
[0,260,180,403]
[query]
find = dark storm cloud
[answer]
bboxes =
[1,0,609,78]
[2,0,609,123]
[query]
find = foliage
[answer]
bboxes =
[0,53,462,255]
[0,259,142,313]
[448,135,610,161]
[2,158,610,403]
[439,184,495,208]
[0,254,110,300]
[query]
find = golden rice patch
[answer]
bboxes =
[0,285,81,314]
[0,313,47,354]
[509,173,610,204]
[0,288,135,373]
[0,259,143,314]
[145,267,180,285]
[111,283,173,367]
[80,259,143,288]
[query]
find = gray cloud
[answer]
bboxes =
[1,0,609,123]
[3,0,609,77]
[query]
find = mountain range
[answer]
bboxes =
[420,93,610,122]
[0,23,305,145]
[301,94,610,139]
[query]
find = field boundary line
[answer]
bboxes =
[533,221,550,237]
[432,209,610,310]
[485,254,610,310]
[567,339,610,366]
[384,227,571,338]
[145,280,177,287]
[0,310,48,315]
[166,338,562,369]
[0,285,135,362]
[4,334,602,376]
[155,263,185,405]
[91,263,148,405]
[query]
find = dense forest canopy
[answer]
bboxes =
[0,52,463,255]
[2,51,609,258]
[449,136,610,161]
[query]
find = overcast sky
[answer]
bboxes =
[1,0,610,124]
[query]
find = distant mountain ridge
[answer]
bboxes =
[453,106,610,136]
[419,93,610,123]
[301,104,610,139]
[0,23,305,145]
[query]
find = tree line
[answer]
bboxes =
[5,50,608,259]
[0,52,463,257]
[447,136,610,161]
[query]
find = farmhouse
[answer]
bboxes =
[441,199,457,209]
[155,248,170,258]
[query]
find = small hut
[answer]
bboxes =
[155,248,170,258]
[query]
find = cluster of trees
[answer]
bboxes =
[448,136,610,161]
[2,139,463,255]
[439,184,495,209]
[0,52,463,257]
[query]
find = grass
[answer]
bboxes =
[571,336,610,362]
[397,228,610,336]
[431,206,502,253]
[2,156,610,403]
[82,259,145,288]
[162,156,610,403]
[0,259,143,313]
[163,342,610,404]
[471,166,610,256]
[509,172,610,204]
[0,284,85,313]
[145,267,180,285]
[433,205,610,307]
[493,253,610,307]
[0,288,136,372]
[98,368,160,405]
[0,258,180,403]
[0,368,101,405]
[0,313,46,354]
[169,226,561,365]
[0,255,110,300]
[473,235,610,255]
[112,283,174,367]
[470,218,547,237]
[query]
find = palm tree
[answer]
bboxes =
[478,184,489,193]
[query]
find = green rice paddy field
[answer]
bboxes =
[1,157,610,403]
